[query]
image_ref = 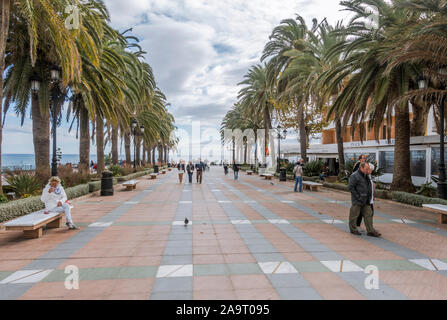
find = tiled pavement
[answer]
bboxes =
[1,169,447,300]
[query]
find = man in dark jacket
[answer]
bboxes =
[348,162,381,237]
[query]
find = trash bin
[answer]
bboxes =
[154,165,159,174]
[100,171,114,196]
[280,168,287,182]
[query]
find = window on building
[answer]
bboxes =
[382,126,387,140]
[410,150,426,177]
[379,151,394,174]
[345,153,376,163]
[431,148,447,176]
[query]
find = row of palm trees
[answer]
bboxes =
[0,0,176,191]
[221,0,447,193]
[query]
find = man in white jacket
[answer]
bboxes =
[41,177,79,230]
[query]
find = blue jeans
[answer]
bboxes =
[234,171,239,180]
[294,177,303,192]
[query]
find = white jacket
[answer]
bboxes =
[41,184,68,212]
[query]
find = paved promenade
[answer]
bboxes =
[1,168,447,300]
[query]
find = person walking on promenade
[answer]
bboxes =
[224,163,229,175]
[293,159,304,192]
[233,163,240,180]
[41,177,79,230]
[353,154,367,173]
[195,160,204,184]
[186,162,194,184]
[356,163,380,234]
[177,161,185,184]
[348,163,381,237]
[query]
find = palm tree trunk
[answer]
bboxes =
[0,0,11,193]
[124,133,131,164]
[391,104,415,193]
[298,105,307,162]
[335,117,345,178]
[135,137,141,167]
[152,146,156,164]
[142,144,146,165]
[79,105,90,173]
[410,98,429,137]
[158,144,162,164]
[111,124,119,165]
[32,94,50,181]
[96,115,105,174]
[264,102,272,165]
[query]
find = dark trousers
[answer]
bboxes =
[350,204,374,233]
[196,170,203,184]
[357,204,374,226]
[188,172,193,183]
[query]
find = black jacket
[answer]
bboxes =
[348,170,372,206]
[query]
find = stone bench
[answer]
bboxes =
[264,174,274,181]
[303,181,323,192]
[3,210,64,239]
[422,204,447,224]
[246,171,254,176]
[150,173,159,180]
[161,170,167,174]
[123,180,139,191]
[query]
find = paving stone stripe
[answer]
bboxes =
[238,179,431,261]
[217,178,408,300]
[150,182,193,300]
[0,174,169,300]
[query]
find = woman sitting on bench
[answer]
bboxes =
[41,177,79,230]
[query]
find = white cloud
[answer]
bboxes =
[3,0,348,156]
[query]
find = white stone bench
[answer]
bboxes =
[3,210,64,239]
[422,204,447,224]
[260,169,276,178]
[246,170,254,176]
[303,181,323,192]
[123,180,140,191]
[264,174,274,180]
[150,173,159,180]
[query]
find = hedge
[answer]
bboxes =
[392,191,447,207]
[0,170,154,223]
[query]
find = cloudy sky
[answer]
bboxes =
[3,0,350,161]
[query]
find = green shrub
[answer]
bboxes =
[0,196,44,223]
[65,184,90,200]
[0,194,9,204]
[415,182,438,198]
[303,176,320,182]
[392,191,447,207]
[323,182,350,192]
[109,164,125,177]
[304,161,324,177]
[58,166,91,188]
[88,181,102,193]
[6,173,42,198]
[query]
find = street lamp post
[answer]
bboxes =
[276,125,287,173]
[50,66,61,177]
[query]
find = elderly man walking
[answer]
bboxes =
[348,162,381,237]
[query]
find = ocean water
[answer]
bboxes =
[1,154,126,170]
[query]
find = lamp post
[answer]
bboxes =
[276,125,287,173]
[419,72,447,199]
[50,66,62,177]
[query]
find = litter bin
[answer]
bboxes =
[280,168,287,182]
[100,171,114,196]
[154,165,159,174]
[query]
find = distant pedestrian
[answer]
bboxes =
[356,163,379,234]
[177,161,185,184]
[353,155,367,173]
[41,177,79,230]
[348,163,381,237]
[293,160,304,192]
[233,163,240,180]
[224,163,229,175]
[195,160,204,184]
[186,162,194,184]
